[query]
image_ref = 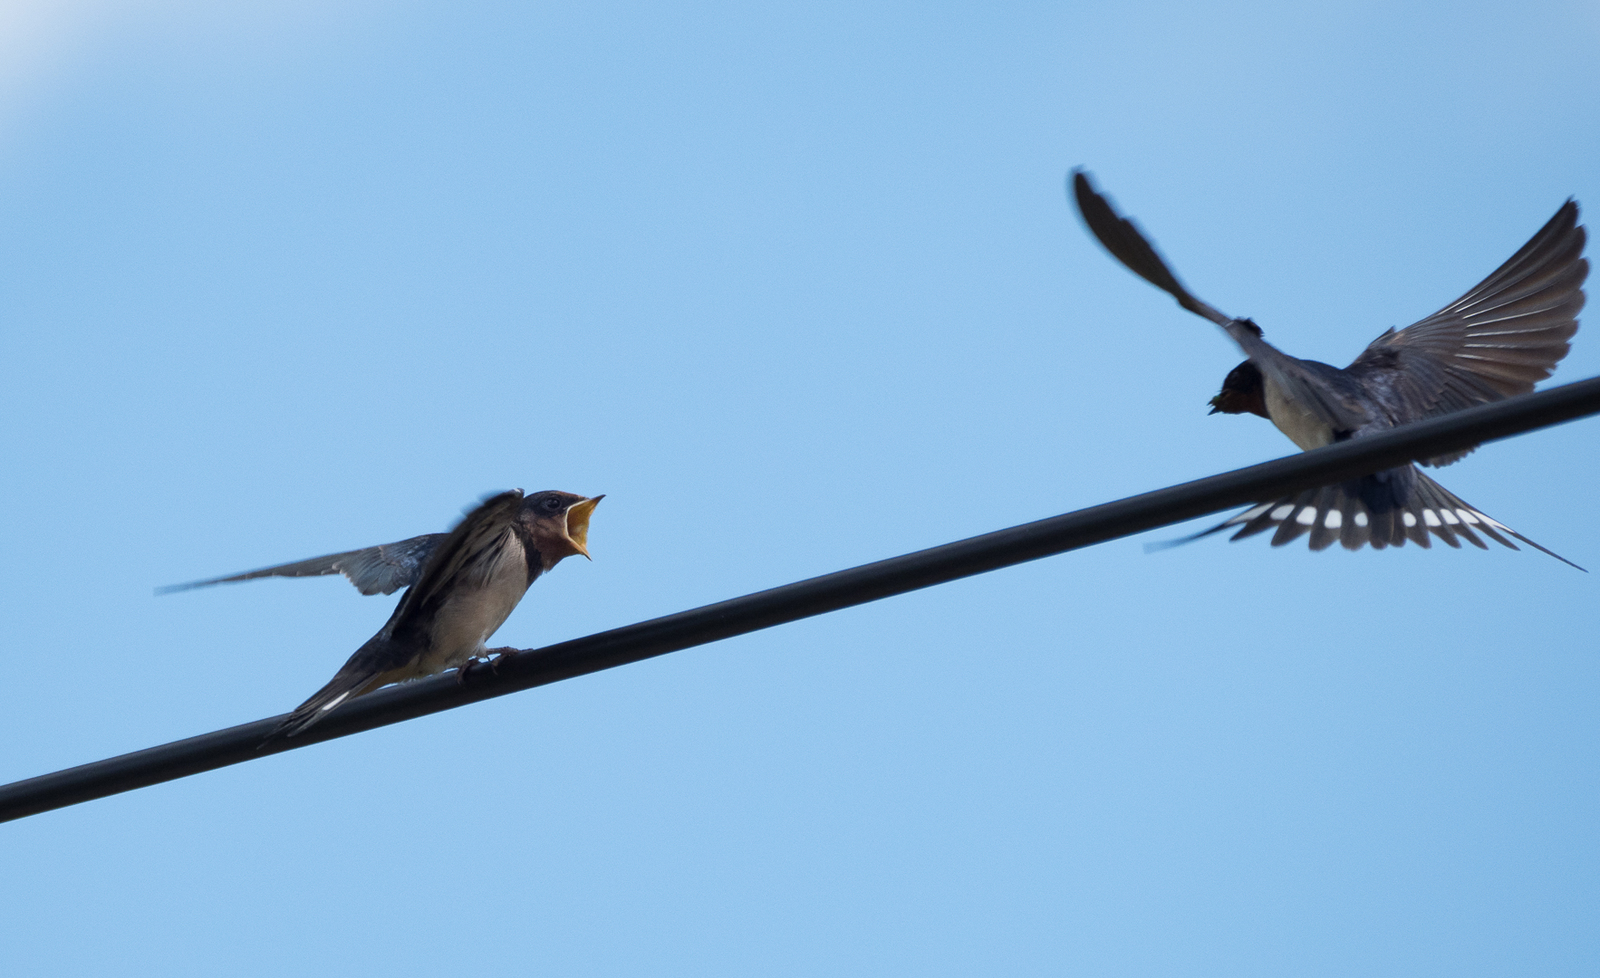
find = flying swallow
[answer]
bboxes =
[1071,170,1585,565]
[267,489,602,739]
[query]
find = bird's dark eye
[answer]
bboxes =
[542,496,563,512]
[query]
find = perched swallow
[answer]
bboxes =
[268,489,602,739]
[1072,170,1585,565]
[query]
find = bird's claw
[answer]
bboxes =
[484,647,516,676]
[456,647,518,686]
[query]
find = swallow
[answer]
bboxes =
[267,489,601,739]
[1071,170,1586,565]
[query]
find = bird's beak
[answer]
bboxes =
[563,495,603,559]
[1208,393,1225,415]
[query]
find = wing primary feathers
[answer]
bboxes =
[1441,201,1581,313]
[1070,170,1235,328]
[1073,170,1375,434]
[1346,200,1586,456]
[157,533,446,596]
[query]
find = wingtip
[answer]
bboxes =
[1068,168,1099,211]
[1555,196,1582,233]
[152,574,245,595]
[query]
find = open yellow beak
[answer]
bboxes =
[563,495,603,559]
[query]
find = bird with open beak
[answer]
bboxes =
[266,489,602,740]
[1072,170,1584,566]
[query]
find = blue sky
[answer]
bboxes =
[0,1,1596,974]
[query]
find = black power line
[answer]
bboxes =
[4,375,1598,824]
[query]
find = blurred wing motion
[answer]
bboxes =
[1072,169,1373,433]
[157,533,447,597]
[1071,169,1234,328]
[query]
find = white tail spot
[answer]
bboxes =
[1441,509,1460,525]
[1354,512,1368,527]
[1403,513,1418,527]
[1295,506,1318,526]
[1423,509,1442,527]
[1457,509,1479,524]
[320,691,352,713]
[1270,504,1295,521]
[1323,510,1342,529]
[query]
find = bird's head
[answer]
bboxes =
[1209,360,1270,419]
[519,491,604,568]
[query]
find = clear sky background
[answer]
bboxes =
[0,1,1596,974]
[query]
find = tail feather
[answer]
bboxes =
[271,675,379,741]
[1418,476,1483,549]
[1337,489,1373,550]
[260,639,403,746]
[1306,486,1346,551]
[1156,465,1583,570]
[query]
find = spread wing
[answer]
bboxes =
[1071,169,1373,433]
[157,533,448,596]
[1346,200,1585,464]
[1071,169,1235,328]
[263,492,527,743]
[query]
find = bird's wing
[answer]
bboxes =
[264,492,527,743]
[157,533,448,596]
[1345,200,1585,463]
[1072,169,1372,432]
[386,491,526,630]
[1072,170,1234,328]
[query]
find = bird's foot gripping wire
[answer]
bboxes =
[457,647,519,685]
[485,647,518,676]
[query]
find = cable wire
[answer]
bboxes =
[3,375,1598,823]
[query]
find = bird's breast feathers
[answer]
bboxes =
[418,531,534,673]
[1263,376,1336,451]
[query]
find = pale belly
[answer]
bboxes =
[414,543,531,676]
[1263,377,1334,451]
